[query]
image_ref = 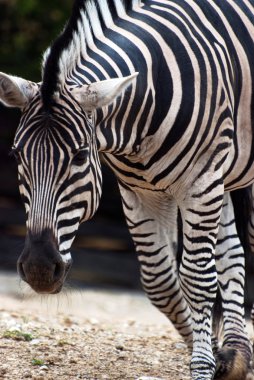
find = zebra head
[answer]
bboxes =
[0,71,136,294]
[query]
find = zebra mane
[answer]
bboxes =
[41,0,138,111]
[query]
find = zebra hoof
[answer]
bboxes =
[214,346,251,380]
[246,372,254,380]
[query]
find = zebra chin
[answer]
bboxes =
[17,229,73,294]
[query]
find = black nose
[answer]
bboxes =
[18,259,64,282]
[17,231,70,294]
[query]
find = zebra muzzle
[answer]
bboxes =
[17,230,72,294]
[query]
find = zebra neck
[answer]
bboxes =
[42,0,142,110]
[94,100,141,156]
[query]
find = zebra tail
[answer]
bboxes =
[176,208,183,270]
[231,187,254,311]
[231,187,252,253]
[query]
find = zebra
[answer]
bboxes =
[250,184,254,254]
[0,1,254,379]
[240,183,254,330]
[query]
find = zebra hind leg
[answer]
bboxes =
[214,192,253,380]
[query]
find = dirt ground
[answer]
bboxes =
[0,272,191,380]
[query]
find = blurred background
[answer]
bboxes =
[0,0,140,291]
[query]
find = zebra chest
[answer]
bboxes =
[102,150,190,195]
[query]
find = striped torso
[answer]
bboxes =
[61,0,254,194]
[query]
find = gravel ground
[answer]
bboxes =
[0,272,192,380]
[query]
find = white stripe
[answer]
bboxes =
[61,252,72,263]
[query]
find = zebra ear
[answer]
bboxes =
[0,72,37,108]
[72,73,139,111]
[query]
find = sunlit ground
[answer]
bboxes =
[0,272,192,380]
[0,271,167,325]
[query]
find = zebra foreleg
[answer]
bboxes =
[179,189,224,380]
[214,192,253,380]
[118,184,193,349]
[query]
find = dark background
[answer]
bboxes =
[0,0,140,290]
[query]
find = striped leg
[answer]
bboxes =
[179,187,224,380]
[215,192,253,380]
[119,184,193,348]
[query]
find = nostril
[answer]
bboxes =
[53,262,64,282]
[17,262,26,281]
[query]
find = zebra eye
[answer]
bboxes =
[72,148,88,166]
